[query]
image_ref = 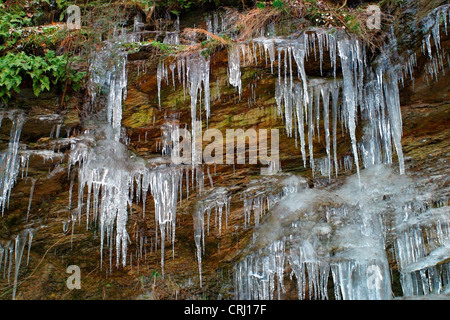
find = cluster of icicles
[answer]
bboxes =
[155,4,448,180]
[193,187,231,287]
[70,34,213,276]
[232,5,450,300]
[0,110,68,299]
[66,3,450,294]
[0,230,34,300]
[0,110,65,216]
[0,110,25,216]
[242,175,309,229]
[69,134,185,274]
[0,4,448,300]
[234,166,450,300]
[156,28,409,181]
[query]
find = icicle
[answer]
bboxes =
[12,230,30,300]
[338,39,360,182]
[307,87,315,175]
[331,83,340,177]
[228,45,242,97]
[192,187,231,286]
[157,61,163,109]
[186,53,210,165]
[148,166,182,276]
[26,230,33,267]
[321,85,331,180]
[89,42,128,141]
[26,178,36,222]
[294,84,307,167]
[0,110,25,215]
[193,204,204,287]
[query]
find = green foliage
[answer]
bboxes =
[303,0,363,34]
[344,14,360,34]
[122,39,185,56]
[200,37,224,57]
[0,10,31,51]
[200,47,211,58]
[256,0,286,11]
[135,0,235,15]
[305,0,324,23]
[122,41,141,52]
[150,40,179,55]
[0,51,85,101]
[137,0,154,5]
[56,0,70,9]
[149,269,162,280]
[174,0,222,10]
[272,0,285,10]
[57,0,72,21]
[134,0,199,12]
[256,2,266,9]
[69,68,87,91]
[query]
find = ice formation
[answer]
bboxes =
[186,54,211,165]
[242,174,308,228]
[152,21,429,179]
[70,35,190,275]
[234,166,449,300]
[19,149,64,177]
[26,178,36,222]
[252,29,407,179]
[0,229,34,299]
[228,45,242,96]
[420,5,449,83]
[70,37,135,269]
[70,128,140,268]
[0,110,25,215]
[70,125,187,273]
[0,2,447,300]
[154,24,422,178]
[88,39,128,142]
[193,187,231,286]
[393,199,450,296]
[129,7,450,290]
[159,117,180,157]
[145,165,183,274]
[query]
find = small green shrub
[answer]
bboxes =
[256,1,266,9]
[150,40,179,55]
[0,10,32,51]
[0,50,86,101]
[272,0,285,10]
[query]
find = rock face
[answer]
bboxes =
[0,2,449,300]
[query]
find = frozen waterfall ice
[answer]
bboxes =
[234,166,449,300]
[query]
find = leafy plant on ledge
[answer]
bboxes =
[0,10,32,52]
[0,50,86,102]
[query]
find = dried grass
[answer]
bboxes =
[182,28,231,45]
[174,1,392,56]
[229,7,287,41]
[352,10,395,50]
